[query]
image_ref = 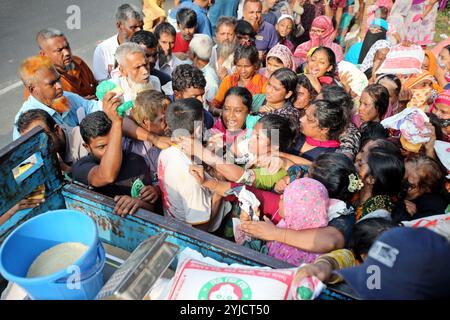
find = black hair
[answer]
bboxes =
[367,145,405,197]
[377,6,389,20]
[270,68,298,103]
[165,98,204,135]
[80,111,112,143]
[176,8,197,28]
[311,46,337,76]
[311,99,348,140]
[172,64,206,92]
[296,74,318,100]
[309,153,359,201]
[235,19,256,39]
[130,30,158,49]
[363,84,390,119]
[234,43,259,66]
[17,109,57,134]
[376,74,402,97]
[320,85,354,121]
[347,218,396,263]
[257,114,295,152]
[154,22,176,39]
[223,87,253,112]
[427,112,445,141]
[360,121,389,147]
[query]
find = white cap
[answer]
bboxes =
[188,34,213,61]
[277,14,294,24]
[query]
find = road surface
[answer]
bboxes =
[0,0,176,149]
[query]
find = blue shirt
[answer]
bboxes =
[207,0,239,34]
[255,21,279,53]
[345,42,363,65]
[13,91,100,140]
[169,2,212,38]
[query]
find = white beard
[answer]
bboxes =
[217,40,238,60]
[127,77,153,100]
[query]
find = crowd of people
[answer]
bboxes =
[5,0,450,299]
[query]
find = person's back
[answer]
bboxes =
[158,98,208,223]
[158,98,229,232]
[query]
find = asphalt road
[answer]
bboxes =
[0,0,177,149]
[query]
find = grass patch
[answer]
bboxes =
[435,7,449,43]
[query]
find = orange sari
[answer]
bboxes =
[210,72,267,109]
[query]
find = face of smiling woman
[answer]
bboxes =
[307,49,333,78]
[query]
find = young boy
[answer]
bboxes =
[173,8,198,60]
[72,92,155,217]
[158,98,231,232]
[154,22,185,77]
[123,89,170,206]
[172,64,214,129]
[16,109,88,173]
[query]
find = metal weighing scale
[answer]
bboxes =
[96,233,179,300]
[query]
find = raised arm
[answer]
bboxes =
[87,92,123,187]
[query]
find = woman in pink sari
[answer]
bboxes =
[293,15,344,66]
[267,178,329,265]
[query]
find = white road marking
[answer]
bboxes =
[0,81,22,96]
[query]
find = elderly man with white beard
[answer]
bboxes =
[13,55,101,140]
[209,17,238,81]
[111,43,161,102]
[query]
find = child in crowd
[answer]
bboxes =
[275,15,295,52]
[173,8,197,60]
[172,64,215,129]
[122,90,170,208]
[158,98,231,232]
[211,44,267,110]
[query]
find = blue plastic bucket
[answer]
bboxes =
[0,209,106,300]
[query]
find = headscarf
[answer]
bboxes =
[310,15,335,48]
[294,16,343,64]
[404,70,436,90]
[266,44,296,72]
[424,50,438,76]
[358,19,388,64]
[404,70,437,111]
[434,89,450,107]
[360,40,392,73]
[267,178,329,265]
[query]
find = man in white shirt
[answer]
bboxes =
[210,16,238,80]
[111,43,161,101]
[158,98,230,232]
[154,22,187,77]
[92,4,144,82]
[188,34,219,108]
